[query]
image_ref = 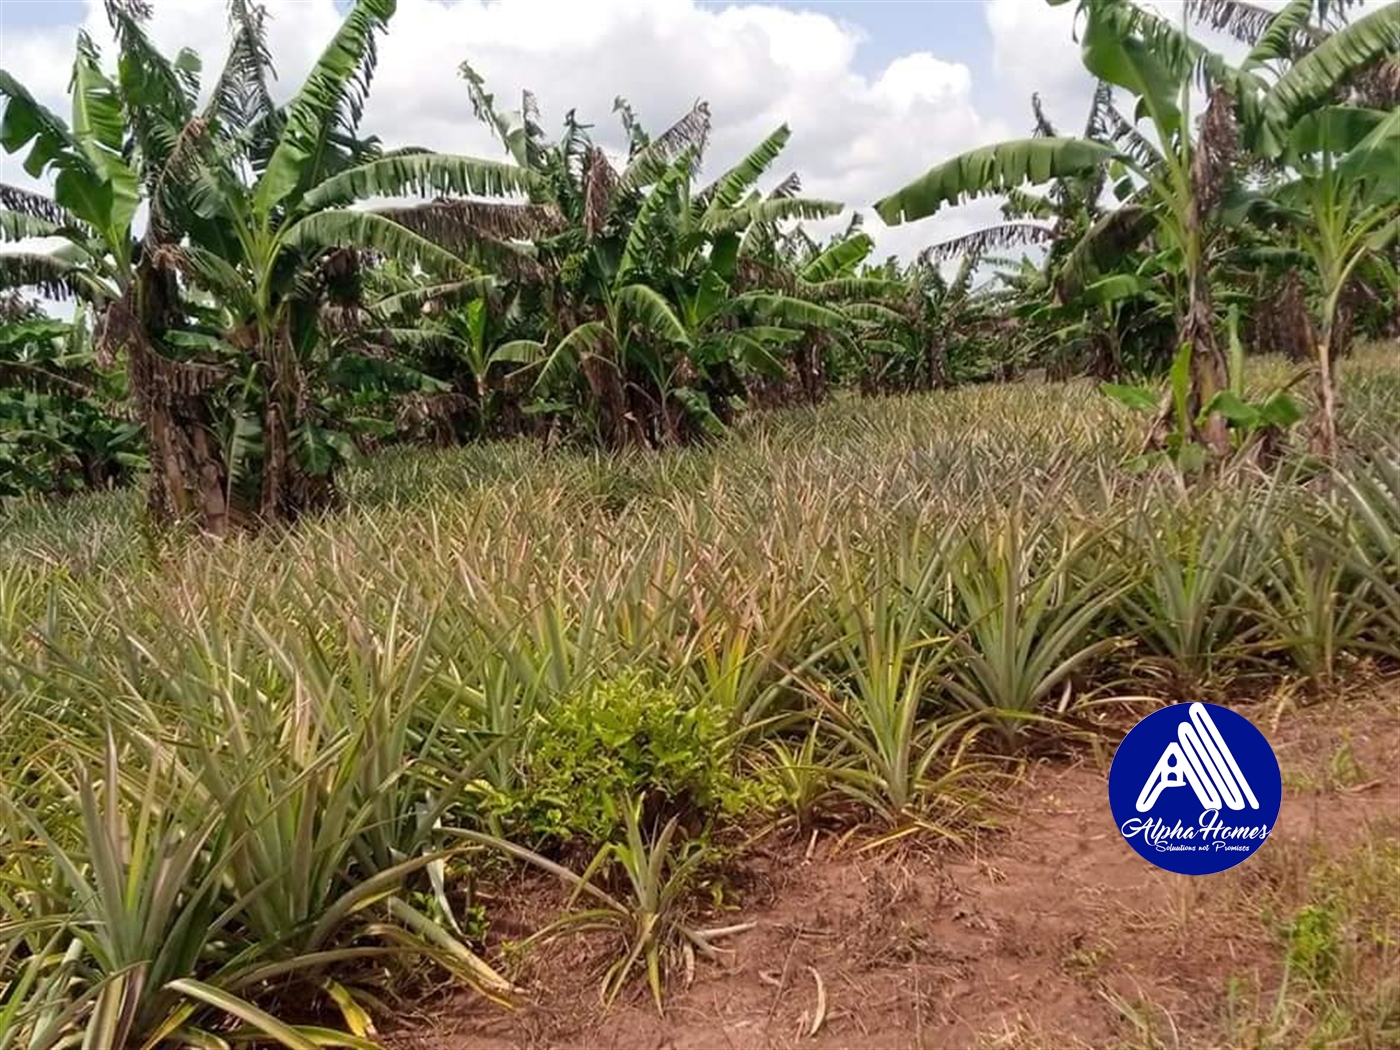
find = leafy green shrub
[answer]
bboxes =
[500,673,744,846]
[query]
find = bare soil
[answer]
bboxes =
[390,687,1400,1050]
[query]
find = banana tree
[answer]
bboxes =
[676,188,863,418]
[3,0,535,530]
[879,0,1244,451]
[166,0,540,526]
[550,149,848,441]
[737,218,903,403]
[875,0,1399,456]
[0,10,229,523]
[521,279,687,447]
[1247,106,1400,456]
[370,280,546,439]
[457,77,845,441]
[453,75,714,441]
[0,303,142,496]
[523,270,842,447]
[845,250,994,391]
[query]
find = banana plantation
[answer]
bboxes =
[1,0,1399,1047]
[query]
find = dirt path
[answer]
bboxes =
[392,689,1400,1050]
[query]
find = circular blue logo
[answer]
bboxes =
[1108,702,1281,875]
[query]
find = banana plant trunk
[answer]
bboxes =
[795,332,828,403]
[256,324,335,525]
[475,373,493,437]
[660,391,682,447]
[1182,87,1234,458]
[1091,309,1122,380]
[1311,324,1340,460]
[133,349,231,537]
[120,263,233,536]
[1181,259,1231,457]
[1275,271,1316,361]
[581,352,645,449]
[1309,271,1360,461]
[925,333,949,390]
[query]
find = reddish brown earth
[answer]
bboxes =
[390,687,1400,1050]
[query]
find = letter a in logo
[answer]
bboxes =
[1135,702,1260,813]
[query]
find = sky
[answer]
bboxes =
[7,0,1380,263]
[0,0,1122,261]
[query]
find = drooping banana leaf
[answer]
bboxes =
[282,210,470,278]
[921,222,1056,262]
[734,293,847,331]
[875,139,1116,225]
[616,101,711,195]
[615,284,690,346]
[534,320,609,390]
[301,154,533,211]
[1264,3,1400,128]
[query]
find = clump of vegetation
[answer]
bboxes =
[1099,832,1400,1050]
[1284,903,1341,985]
[499,673,744,846]
[461,794,748,1014]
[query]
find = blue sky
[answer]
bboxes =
[770,1,995,70]
[2,0,88,26]
[0,0,1097,257]
[1,0,995,57]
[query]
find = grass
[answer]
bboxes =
[975,820,1400,1050]
[1098,830,1400,1050]
[3,348,1400,1044]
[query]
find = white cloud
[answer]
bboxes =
[985,0,1093,134]
[875,52,974,113]
[1,0,1025,263]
